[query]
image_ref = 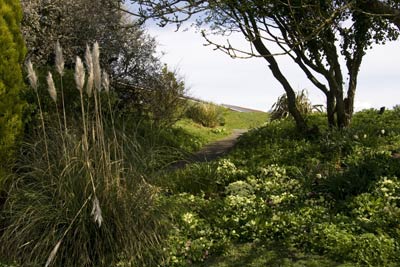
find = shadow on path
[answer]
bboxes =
[170,129,247,169]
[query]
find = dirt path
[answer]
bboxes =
[170,129,247,169]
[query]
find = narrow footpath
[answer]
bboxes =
[171,129,247,169]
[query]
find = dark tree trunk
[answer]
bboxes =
[268,62,308,132]
[326,91,336,127]
[335,90,347,128]
[345,78,357,125]
[251,39,308,132]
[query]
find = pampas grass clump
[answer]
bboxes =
[1,130,165,266]
[0,43,167,267]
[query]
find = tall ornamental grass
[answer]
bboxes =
[0,43,167,267]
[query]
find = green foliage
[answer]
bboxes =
[144,65,187,125]
[193,242,343,267]
[0,0,26,184]
[186,102,225,128]
[161,162,220,194]
[160,193,228,266]
[161,109,400,266]
[115,65,187,127]
[173,118,227,150]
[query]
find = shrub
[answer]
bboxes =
[185,102,224,128]
[114,65,187,126]
[320,151,400,200]
[0,0,26,186]
[222,181,266,241]
[351,233,397,266]
[145,66,187,126]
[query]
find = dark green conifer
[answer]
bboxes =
[0,0,26,180]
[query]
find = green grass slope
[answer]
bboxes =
[173,107,268,151]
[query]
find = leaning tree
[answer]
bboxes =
[128,0,400,130]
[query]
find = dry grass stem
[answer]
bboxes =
[26,60,51,172]
[55,41,67,132]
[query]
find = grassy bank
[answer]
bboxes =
[174,107,268,150]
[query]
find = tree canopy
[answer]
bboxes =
[21,0,160,83]
[21,0,187,124]
[130,0,400,130]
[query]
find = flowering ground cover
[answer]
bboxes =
[159,109,400,266]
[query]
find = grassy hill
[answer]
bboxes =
[174,104,268,150]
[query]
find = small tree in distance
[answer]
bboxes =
[128,0,400,131]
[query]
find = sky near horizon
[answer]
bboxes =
[146,23,400,112]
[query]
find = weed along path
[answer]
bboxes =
[172,129,247,169]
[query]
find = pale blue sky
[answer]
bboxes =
[146,24,400,112]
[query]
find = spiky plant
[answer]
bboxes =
[270,89,320,121]
[55,40,68,133]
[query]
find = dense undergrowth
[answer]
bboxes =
[158,109,400,266]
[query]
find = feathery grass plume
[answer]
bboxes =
[91,196,103,227]
[55,40,65,76]
[85,44,94,97]
[85,44,93,69]
[74,56,85,92]
[92,42,102,92]
[26,60,38,91]
[47,72,57,103]
[102,70,109,93]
